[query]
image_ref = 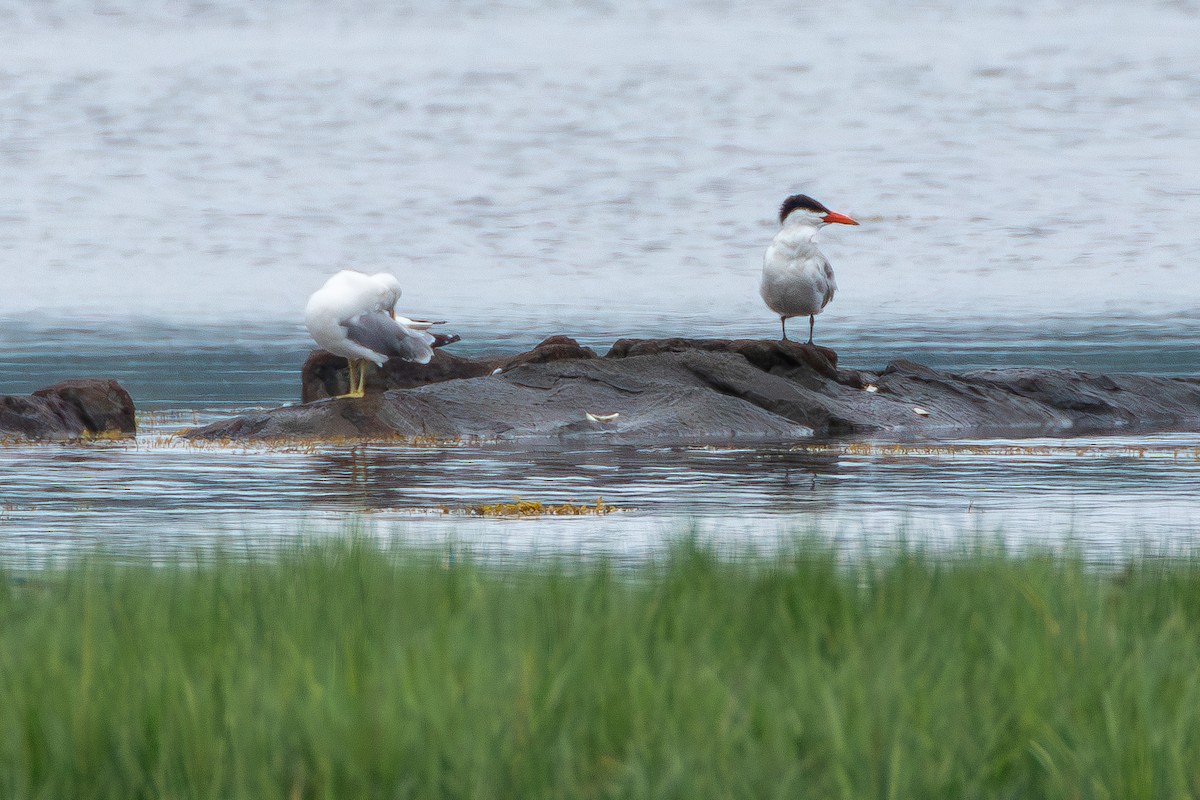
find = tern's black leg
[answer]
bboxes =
[780,317,788,341]
[807,314,815,345]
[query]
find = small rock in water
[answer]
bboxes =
[2,379,137,441]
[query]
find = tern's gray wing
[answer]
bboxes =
[821,261,837,309]
[342,311,435,364]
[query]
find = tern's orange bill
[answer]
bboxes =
[822,211,859,226]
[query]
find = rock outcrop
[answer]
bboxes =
[1,379,137,441]
[184,337,1200,444]
[301,335,599,402]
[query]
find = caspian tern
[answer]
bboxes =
[304,270,456,399]
[760,194,859,343]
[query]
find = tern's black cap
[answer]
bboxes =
[779,194,831,223]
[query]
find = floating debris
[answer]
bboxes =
[913,407,930,416]
[452,497,622,517]
[864,384,879,393]
[79,429,134,441]
[586,411,620,423]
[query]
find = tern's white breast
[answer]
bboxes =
[759,234,836,319]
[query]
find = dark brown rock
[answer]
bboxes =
[301,335,598,402]
[498,335,598,370]
[608,337,838,377]
[1,379,136,441]
[302,349,503,403]
[187,338,1200,444]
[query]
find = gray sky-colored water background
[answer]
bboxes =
[1,0,1199,560]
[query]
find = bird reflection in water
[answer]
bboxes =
[299,444,844,516]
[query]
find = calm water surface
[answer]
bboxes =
[2,0,1199,326]
[3,417,1200,563]
[2,324,1199,563]
[1,0,1199,560]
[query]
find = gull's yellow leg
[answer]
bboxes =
[338,358,359,399]
[353,359,364,398]
[336,359,370,399]
[346,358,366,399]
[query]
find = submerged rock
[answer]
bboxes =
[185,337,1200,444]
[1,379,137,441]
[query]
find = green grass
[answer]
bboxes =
[3,538,1200,799]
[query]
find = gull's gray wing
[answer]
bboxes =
[342,311,435,364]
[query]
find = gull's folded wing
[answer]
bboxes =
[342,311,435,365]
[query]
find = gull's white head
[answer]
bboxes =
[779,194,859,229]
[370,272,403,313]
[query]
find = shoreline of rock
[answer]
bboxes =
[184,337,1200,444]
[9,339,1196,445]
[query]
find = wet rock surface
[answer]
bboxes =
[301,335,599,403]
[1,379,137,441]
[187,337,1200,443]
